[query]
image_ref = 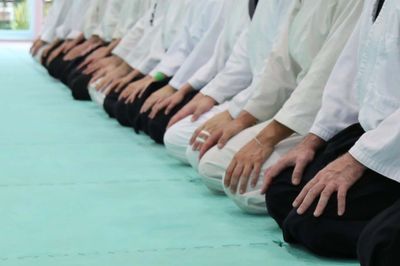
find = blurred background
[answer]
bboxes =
[0,0,52,41]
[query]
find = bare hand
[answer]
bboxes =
[225,140,274,194]
[95,63,132,93]
[261,134,325,194]
[141,85,176,115]
[77,46,110,71]
[120,76,155,103]
[167,93,217,128]
[30,38,46,56]
[293,153,366,217]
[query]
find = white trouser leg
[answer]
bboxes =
[223,134,303,214]
[88,79,106,106]
[198,120,303,213]
[164,102,229,165]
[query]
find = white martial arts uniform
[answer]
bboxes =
[167,0,249,90]
[147,0,229,79]
[311,0,400,183]
[198,0,364,214]
[33,0,71,62]
[89,0,187,105]
[164,0,293,164]
[55,0,92,41]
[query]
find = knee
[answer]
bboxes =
[223,184,267,215]
[265,168,296,226]
[115,100,131,127]
[164,125,188,163]
[198,150,225,193]
[71,75,91,101]
[147,117,166,144]
[186,145,200,170]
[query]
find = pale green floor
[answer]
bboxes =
[0,44,359,266]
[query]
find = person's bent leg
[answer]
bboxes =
[198,121,270,194]
[358,199,400,266]
[265,124,400,258]
[146,91,198,144]
[70,74,92,101]
[164,103,229,164]
[223,134,304,215]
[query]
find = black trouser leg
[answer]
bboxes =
[103,91,120,118]
[42,41,64,69]
[145,90,198,144]
[358,199,400,266]
[47,52,66,79]
[122,79,171,132]
[69,74,92,101]
[266,124,400,258]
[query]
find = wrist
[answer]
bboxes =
[344,153,367,172]
[255,120,294,147]
[236,111,258,129]
[303,133,326,151]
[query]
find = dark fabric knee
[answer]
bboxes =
[47,54,66,79]
[70,74,92,101]
[103,92,120,118]
[265,167,299,227]
[282,209,361,259]
[358,200,400,266]
[115,100,132,127]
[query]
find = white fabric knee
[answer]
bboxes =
[164,116,199,164]
[222,134,304,214]
[88,79,106,106]
[164,103,230,165]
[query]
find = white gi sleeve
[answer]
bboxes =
[309,20,362,141]
[200,29,253,103]
[40,0,69,42]
[112,6,156,60]
[350,109,400,183]
[92,0,123,42]
[168,0,227,89]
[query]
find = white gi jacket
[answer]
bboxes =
[243,0,364,135]
[55,0,92,40]
[310,0,400,182]
[132,0,190,75]
[170,0,250,90]
[83,0,112,40]
[112,0,160,61]
[40,0,70,42]
[149,0,227,78]
[200,0,293,115]
[111,0,151,40]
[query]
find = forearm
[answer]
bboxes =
[255,120,294,147]
[235,111,258,130]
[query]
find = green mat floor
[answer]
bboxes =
[0,43,359,266]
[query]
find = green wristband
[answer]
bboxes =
[153,72,167,82]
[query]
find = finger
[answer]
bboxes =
[199,132,222,158]
[149,103,161,119]
[165,101,176,115]
[192,108,205,122]
[337,185,347,216]
[292,160,307,186]
[190,127,203,145]
[297,183,325,215]
[239,165,253,194]
[140,98,155,114]
[293,178,318,208]
[250,163,262,188]
[229,163,244,194]
[217,131,234,149]
[313,185,335,217]
[224,159,237,188]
